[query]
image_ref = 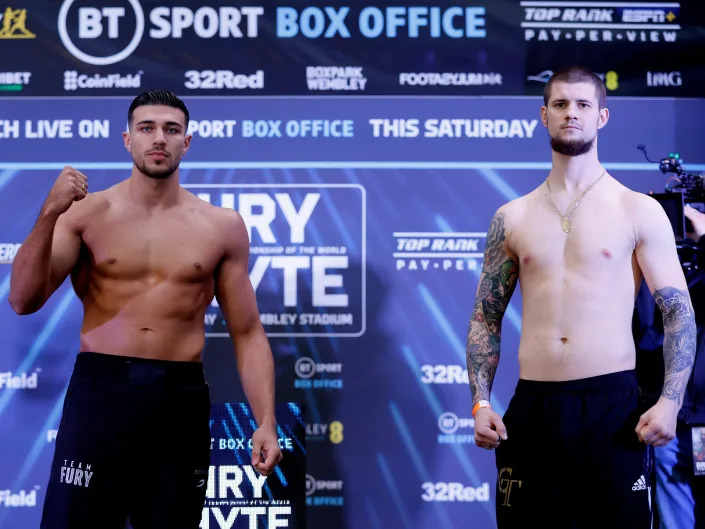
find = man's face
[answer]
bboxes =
[541,81,608,156]
[123,104,191,179]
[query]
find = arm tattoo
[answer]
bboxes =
[466,212,519,404]
[654,287,696,405]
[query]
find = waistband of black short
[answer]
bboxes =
[516,369,637,394]
[72,352,205,386]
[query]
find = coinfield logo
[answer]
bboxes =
[0,487,39,507]
[63,70,142,91]
[0,6,36,38]
[0,242,21,263]
[58,1,263,66]
[0,369,39,389]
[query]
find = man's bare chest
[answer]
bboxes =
[511,206,635,272]
[80,216,223,281]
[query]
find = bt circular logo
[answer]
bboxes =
[438,412,459,434]
[58,0,145,65]
[294,357,316,379]
[305,474,317,496]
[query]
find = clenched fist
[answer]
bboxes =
[43,166,88,217]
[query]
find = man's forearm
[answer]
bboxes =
[235,327,277,428]
[466,311,501,405]
[654,286,697,406]
[9,210,60,313]
[465,210,518,405]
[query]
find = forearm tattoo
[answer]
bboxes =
[654,286,696,405]
[466,213,519,404]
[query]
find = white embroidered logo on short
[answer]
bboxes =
[632,475,647,491]
[59,460,93,488]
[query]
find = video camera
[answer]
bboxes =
[638,145,705,241]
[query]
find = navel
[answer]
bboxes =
[560,337,569,344]
[107,258,117,264]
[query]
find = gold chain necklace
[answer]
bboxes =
[545,170,606,233]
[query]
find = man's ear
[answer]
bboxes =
[123,130,131,152]
[182,134,192,156]
[597,107,609,129]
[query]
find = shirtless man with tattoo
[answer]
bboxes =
[10,90,282,529]
[465,67,696,529]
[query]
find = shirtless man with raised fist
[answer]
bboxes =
[10,90,282,529]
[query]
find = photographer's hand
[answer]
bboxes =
[684,205,705,241]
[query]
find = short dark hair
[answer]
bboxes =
[127,90,189,128]
[543,66,606,109]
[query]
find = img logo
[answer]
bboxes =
[59,460,94,488]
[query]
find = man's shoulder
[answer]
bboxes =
[617,186,665,219]
[63,186,115,224]
[182,190,243,224]
[494,191,534,223]
[180,190,246,242]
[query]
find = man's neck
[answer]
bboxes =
[127,170,180,209]
[548,150,604,192]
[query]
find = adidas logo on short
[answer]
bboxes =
[632,475,647,491]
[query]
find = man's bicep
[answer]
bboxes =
[48,215,81,293]
[635,203,687,294]
[214,214,262,336]
[474,210,519,322]
[215,256,261,336]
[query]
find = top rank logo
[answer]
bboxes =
[58,1,264,66]
[521,1,680,43]
[394,232,485,272]
[0,6,35,38]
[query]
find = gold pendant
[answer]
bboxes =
[561,218,572,233]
